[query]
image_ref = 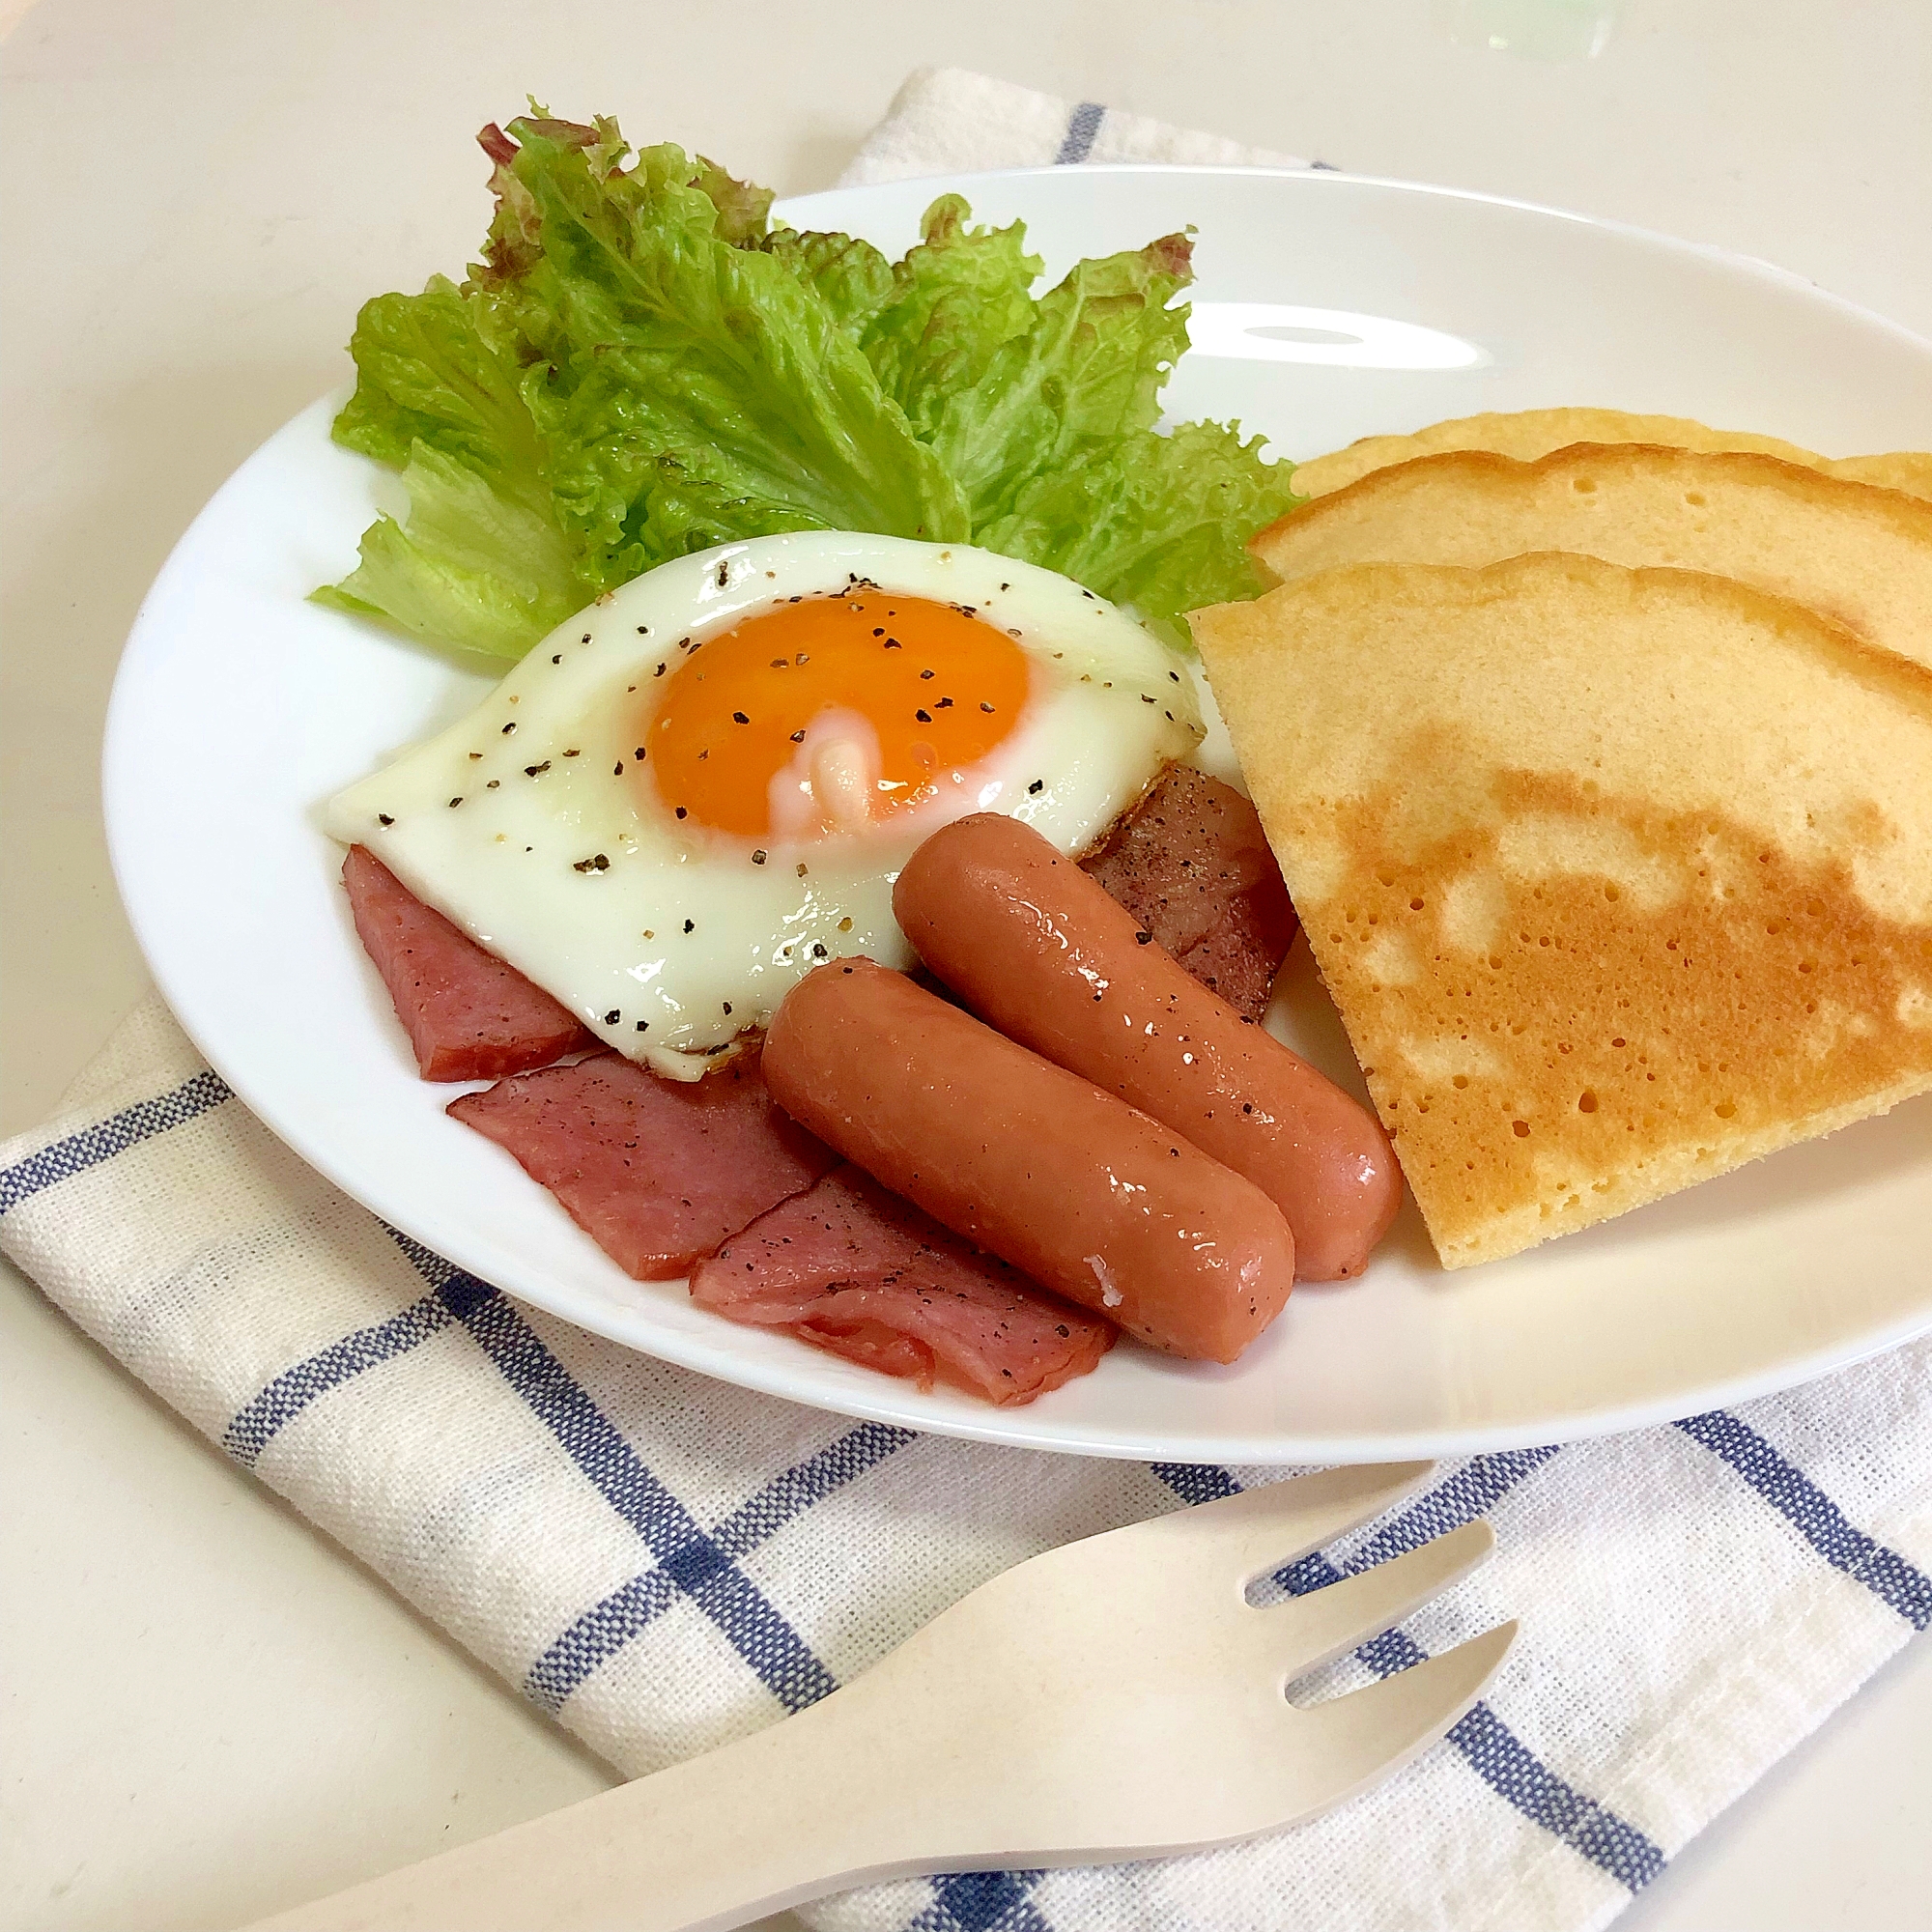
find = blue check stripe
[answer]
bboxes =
[526,1570,681,1713]
[223,1269,497,1466]
[386,1234,846,1714]
[217,1223,877,1718]
[526,1421,916,1712]
[1677,1410,1932,1631]
[1271,1446,1564,1599]
[0,1068,231,1215]
[1155,1459,1668,1896]
[1054,101,1104,166]
[911,1871,1053,1932]
[712,1421,917,1557]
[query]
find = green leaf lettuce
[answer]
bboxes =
[317,110,1299,658]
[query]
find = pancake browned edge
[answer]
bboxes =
[1248,442,1932,668]
[1290,406,1932,502]
[1190,552,1932,1269]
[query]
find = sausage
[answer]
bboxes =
[894,813,1400,1279]
[762,958,1294,1363]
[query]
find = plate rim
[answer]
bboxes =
[101,162,1932,1463]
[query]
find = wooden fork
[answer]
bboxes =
[246,1460,1512,1932]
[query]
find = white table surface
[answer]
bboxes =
[3,2,1929,1927]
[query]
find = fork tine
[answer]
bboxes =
[1271,1622,1519,1823]
[1265,1520,1495,1679]
[1142,1461,1435,1581]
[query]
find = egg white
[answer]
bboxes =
[324,530,1204,1074]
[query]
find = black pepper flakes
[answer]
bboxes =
[674,806,688,819]
[605,1009,620,1024]
[447,796,464,808]
[377,813,394,826]
[654,663,667,678]
[635,747,646,760]
[723,1001,732,1015]
[915,707,932,724]
[789,728,806,743]
[752,849,767,866]
[572,854,611,873]
[732,711,750,724]
[525,761,551,776]
[551,654,562,665]
[1029,780,1044,795]
[636,1019,649,1032]
[980,701,995,714]
[501,722,517,735]
[683,919,695,933]
[1136,930,1152,945]
[562,749,580,758]
[811,942,827,958]
[919,668,935,680]
[485,779,499,789]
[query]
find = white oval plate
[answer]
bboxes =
[104,165,1932,1463]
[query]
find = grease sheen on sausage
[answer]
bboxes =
[894,813,1401,1279]
[762,958,1294,1363]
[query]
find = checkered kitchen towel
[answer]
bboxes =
[6,70,1932,1932]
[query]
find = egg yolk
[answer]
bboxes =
[644,591,1033,839]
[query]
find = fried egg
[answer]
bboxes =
[325,531,1204,1074]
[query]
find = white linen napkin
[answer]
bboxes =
[5,69,1929,1932]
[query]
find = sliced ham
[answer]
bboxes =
[1081,764,1299,1020]
[447,1050,836,1278]
[343,845,594,1081]
[690,1166,1115,1405]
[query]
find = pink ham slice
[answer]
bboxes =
[343,845,595,1081]
[1080,765,1299,1021]
[447,1049,836,1279]
[691,1166,1115,1406]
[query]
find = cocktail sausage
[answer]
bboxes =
[895,813,1400,1278]
[762,958,1294,1363]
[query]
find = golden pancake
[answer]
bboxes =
[1191,553,1932,1268]
[1290,407,1932,502]
[1250,442,1932,666]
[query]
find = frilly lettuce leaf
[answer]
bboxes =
[318,108,1298,659]
[312,442,586,660]
[978,419,1302,639]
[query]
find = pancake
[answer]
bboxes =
[1190,552,1932,1268]
[1290,407,1932,502]
[1250,443,1932,666]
